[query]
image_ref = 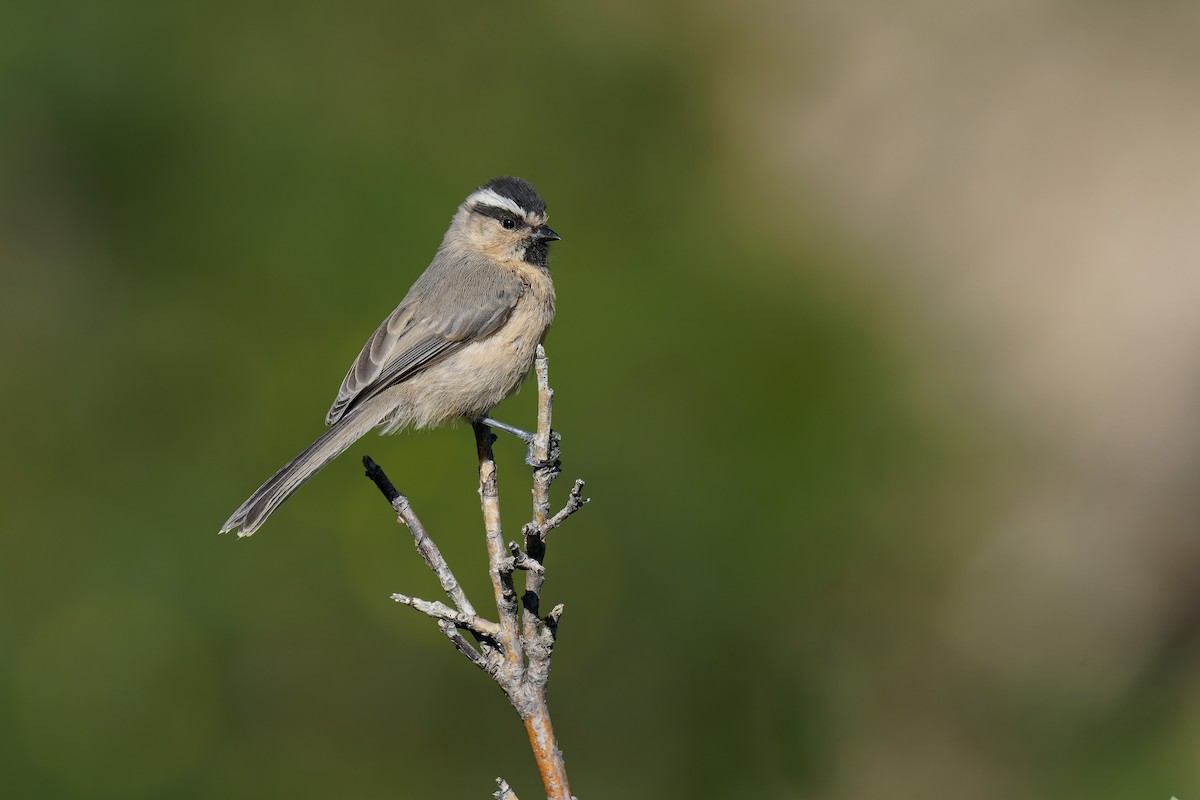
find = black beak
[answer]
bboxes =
[533,225,561,242]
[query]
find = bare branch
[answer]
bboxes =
[507,542,546,574]
[391,593,501,638]
[363,456,477,618]
[493,778,520,800]
[521,346,558,645]
[474,422,524,688]
[524,604,562,692]
[438,621,493,675]
[523,478,590,541]
[532,345,556,468]
[511,345,575,800]
[547,479,589,530]
[522,707,572,800]
[365,347,584,800]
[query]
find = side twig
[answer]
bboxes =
[493,777,520,800]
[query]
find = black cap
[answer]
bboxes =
[481,176,546,216]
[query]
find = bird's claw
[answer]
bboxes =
[526,429,562,469]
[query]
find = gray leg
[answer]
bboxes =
[475,417,560,468]
[478,416,536,443]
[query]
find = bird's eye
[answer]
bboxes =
[501,217,517,230]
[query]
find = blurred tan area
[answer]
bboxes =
[2,1,1198,798]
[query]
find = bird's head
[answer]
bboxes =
[449,176,561,268]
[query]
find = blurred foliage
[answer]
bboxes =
[1,1,1195,799]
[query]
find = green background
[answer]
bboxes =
[3,2,1197,798]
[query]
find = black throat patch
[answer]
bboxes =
[523,238,551,269]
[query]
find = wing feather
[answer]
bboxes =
[325,254,524,425]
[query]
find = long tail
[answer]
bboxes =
[220,396,396,537]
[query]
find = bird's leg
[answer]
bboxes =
[478,416,535,443]
[476,417,560,468]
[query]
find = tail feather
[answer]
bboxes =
[220,398,396,537]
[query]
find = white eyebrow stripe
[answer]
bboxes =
[465,188,527,217]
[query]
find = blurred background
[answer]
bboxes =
[2,1,1199,797]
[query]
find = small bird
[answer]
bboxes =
[220,176,560,537]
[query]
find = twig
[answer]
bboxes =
[521,347,557,643]
[523,479,590,540]
[390,593,501,639]
[365,346,586,799]
[439,620,493,674]
[363,457,477,619]
[508,542,546,574]
[474,422,525,687]
[364,456,499,668]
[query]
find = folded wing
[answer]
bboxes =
[325,254,525,425]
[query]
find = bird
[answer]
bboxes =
[220,176,561,537]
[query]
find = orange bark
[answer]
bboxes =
[523,706,571,800]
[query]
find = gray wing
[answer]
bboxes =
[325,254,524,425]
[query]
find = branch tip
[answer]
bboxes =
[507,542,546,574]
[494,777,520,800]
